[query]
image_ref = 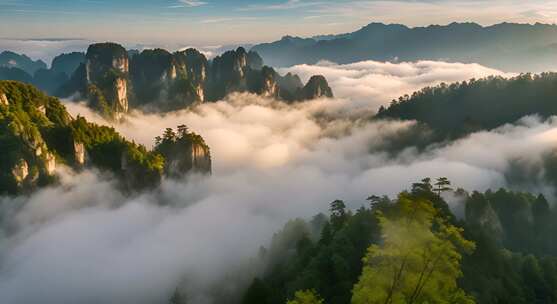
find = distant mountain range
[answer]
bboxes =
[251,22,557,72]
[0,51,85,93]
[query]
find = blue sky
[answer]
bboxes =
[1,0,557,45]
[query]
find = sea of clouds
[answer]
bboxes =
[280,60,514,111]
[0,60,550,304]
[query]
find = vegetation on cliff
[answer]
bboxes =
[0,81,210,195]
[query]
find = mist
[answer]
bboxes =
[280,60,514,111]
[0,59,550,304]
[0,39,92,66]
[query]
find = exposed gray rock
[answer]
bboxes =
[114,77,128,118]
[301,75,333,99]
[11,159,29,184]
[44,152,56,175]
[0,92,8,106]
[74,141,86,166]
[37,104,46,115]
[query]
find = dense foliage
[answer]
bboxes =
[0,81,164,194]
[241,178,557,304]
[154,125,212,177]
[377,73,557,139]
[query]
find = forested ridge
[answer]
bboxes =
[0,81,210,195]
[236,178,557,304]
[377,73,557,140]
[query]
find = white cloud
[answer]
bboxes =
[238,0,322,11]
[280,59,514,112]
[169,0,207,8]
[0,59,552,304]
[200,17,260,24]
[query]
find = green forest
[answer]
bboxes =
[237,178,557,304]
[0,80,210,195]
[377,73,557,140]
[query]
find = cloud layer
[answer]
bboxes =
[0,59,550,304]
[281,60,513,112]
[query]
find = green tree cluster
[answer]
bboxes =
[242,177,557,304]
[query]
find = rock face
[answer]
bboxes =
[165,142,211,177]
[83,43,130,119]
[130,49,177,106]
[130,48,210,110]
[60,43,333,117]
[301,75,334,99]
[174,48,208,103]
[155,127,212,177]
[0,81,189,195]
[113,77,128,119]
[44,152,56,175]
[207,47,251,99]
[37,104,46,115]
[11,159,29,184]
[252,66,280,98]
[0,82,63,193]
[0,92,8,106]
[74,141,86,166]
[189,142,212,174]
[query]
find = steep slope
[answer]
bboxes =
[0,81,211,195]
[252,22,557,71]
[130,48,209,110]
[59,43,333,118]
[51,52,86,77]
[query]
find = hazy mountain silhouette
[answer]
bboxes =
[252,22,557,72]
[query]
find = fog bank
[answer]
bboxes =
[0,59,547,304]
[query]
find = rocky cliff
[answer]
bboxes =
[84,43,130,120]
[0,81,64,193]
[0,81,212,195]
[154,126,212,177]
[206,47,332,102]
[301,75,334,100]
[130,48,208,110]
[58,43,333,118]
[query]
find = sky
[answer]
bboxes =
[2,0,557,46]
